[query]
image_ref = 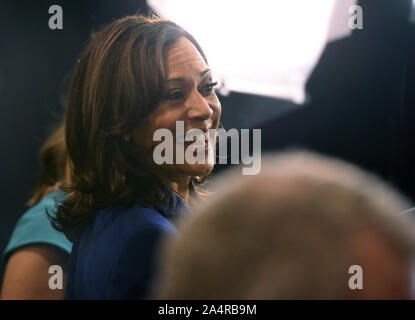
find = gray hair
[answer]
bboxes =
[155,151,415,299]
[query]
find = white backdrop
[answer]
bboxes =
[148,0,355,104]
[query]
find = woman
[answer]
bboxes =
[1,123,72,299]
[52,15,222,299]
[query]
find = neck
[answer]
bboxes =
[165,177,191,205]
[148,160,192,204]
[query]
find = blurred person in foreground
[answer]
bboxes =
[1,122,72,299]
[155,151,415,299]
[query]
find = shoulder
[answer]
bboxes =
[91,203,178,241]
[71,204,177,299]
[3,190,72,262]
[18,189,66,221]
[75,203,178,266]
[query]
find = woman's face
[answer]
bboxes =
[132,37,222,184]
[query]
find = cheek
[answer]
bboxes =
[136,109,183,149]
[151,103,185,130]
[153,112,181,132]
[132,124,153,150]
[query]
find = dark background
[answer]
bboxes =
[1,0,414,286]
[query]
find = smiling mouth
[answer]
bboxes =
[184,137,210,152]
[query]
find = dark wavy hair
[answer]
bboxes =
[51,15,209,241]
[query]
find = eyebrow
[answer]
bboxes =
[165,68,211,83]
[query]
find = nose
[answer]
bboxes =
[186,89,213,121]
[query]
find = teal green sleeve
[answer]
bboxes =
[3,189,72,263]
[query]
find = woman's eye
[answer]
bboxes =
[203,81,218,94]
[166,90,185,100]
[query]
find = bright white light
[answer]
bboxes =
[149,0,344,104]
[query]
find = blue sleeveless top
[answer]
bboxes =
[3,189,72,262]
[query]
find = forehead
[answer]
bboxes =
[165,37,208,77]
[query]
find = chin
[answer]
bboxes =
[181,163,214,177]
